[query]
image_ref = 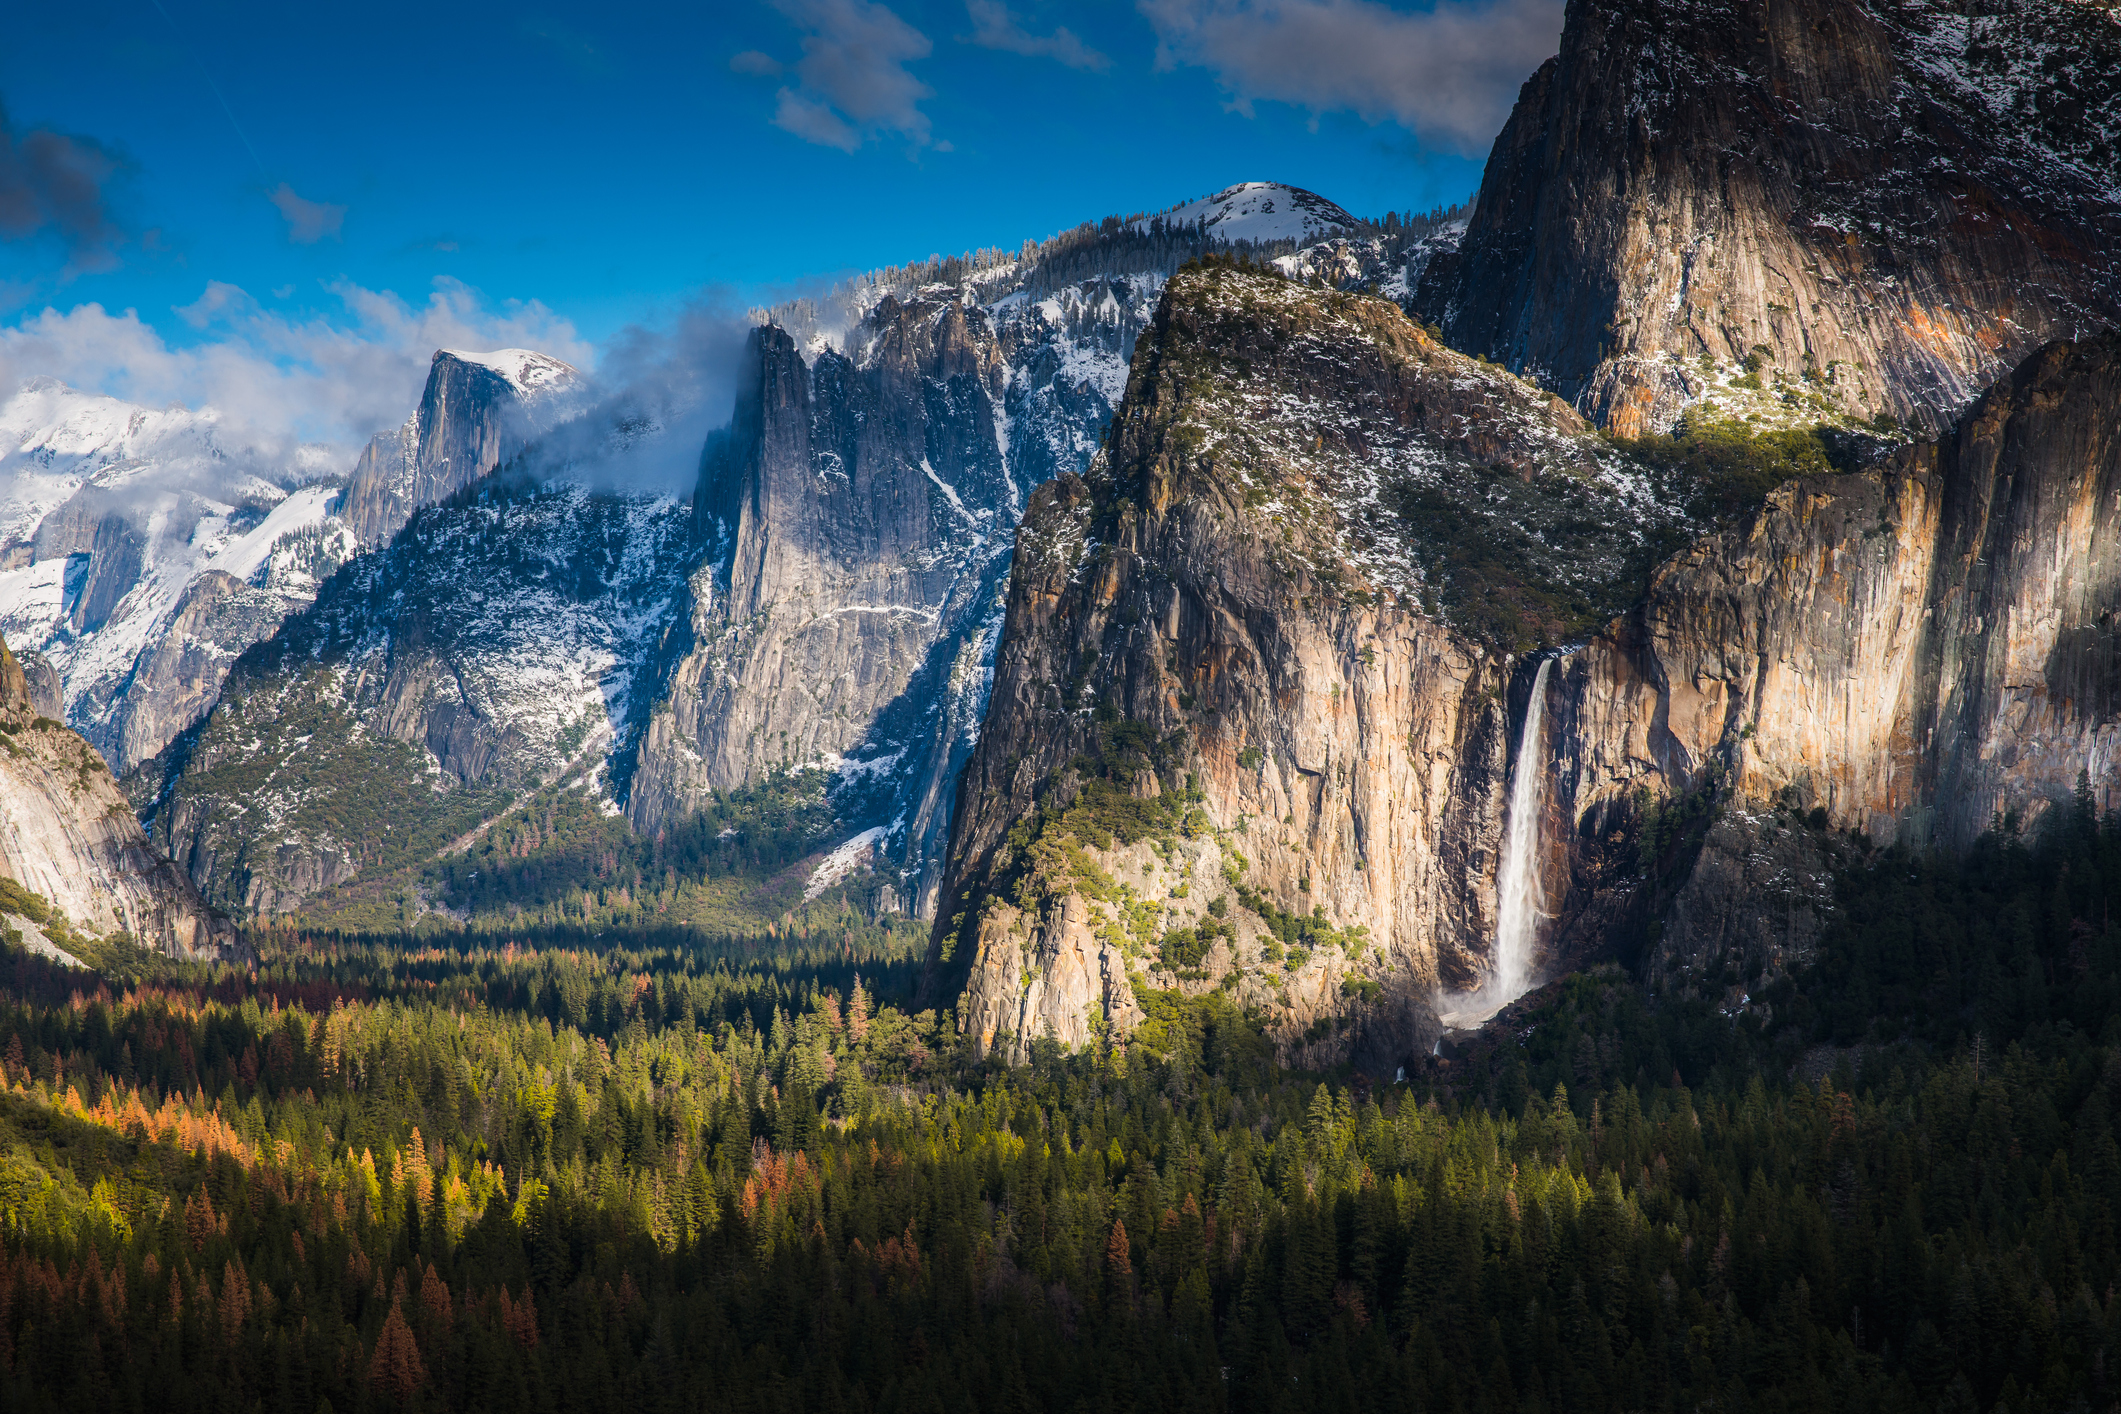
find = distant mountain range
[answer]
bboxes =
[6,0,2121,1084]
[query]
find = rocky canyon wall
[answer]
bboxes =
[1,633,233,960]
[929,257,2121,1072]
[1417,0,2121,437]
[1535,329,2121,997]
[924,264,1670,1066]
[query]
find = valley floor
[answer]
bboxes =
[1,803,2117,1412]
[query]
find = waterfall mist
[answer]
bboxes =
[1439,653,1558,1028]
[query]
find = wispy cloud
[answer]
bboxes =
[753,0,935,152]
[269,183,346,244]
[964,1,1112,70]
[730,50,785,76]
[1139,0,1563,152]
[0,277,590,460]
[0,101,131,272]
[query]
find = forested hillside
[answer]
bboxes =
[2,802,2116,1412]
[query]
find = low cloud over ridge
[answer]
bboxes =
[1,277,589,464]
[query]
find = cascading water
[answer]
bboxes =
[1490,654,1555,1003]
[1439,654,1557,1028]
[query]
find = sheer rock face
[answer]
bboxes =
[1418,0,2121,437]
[925,267,1644,1066]
[0,633,232,958]
[340,350,582,546]
[14,650,61,721]
[628,282,1149,916]
[630,304,1014,833]
[930,260,2121,1070]
[1538,332,2121,979]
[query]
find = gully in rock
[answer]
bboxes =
[1441,652,1563,1028]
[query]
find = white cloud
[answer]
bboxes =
[1139,0,1564,152]
[773,90,864,151]
[0,277,591,466]
[964,1,1112,70]
[269,183,346,244]
[765,0,935,151]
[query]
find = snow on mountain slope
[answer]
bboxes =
[628,260,1173,918]
[137,187,1420,923]
[0,379,357,771]
[0,379,239,552]
[438,347,581,400]
[150,480,696,917]
[0,344,582,774]
[1133,182,1356,244]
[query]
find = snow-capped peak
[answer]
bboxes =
[437,348,582,402]
[1133,182,1358,246]
[0,380,228,548]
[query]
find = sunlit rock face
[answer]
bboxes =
[923,265,1664,1069]
[1539,331,2121,1000]
[1418,0,2121,437]
[929,254,2121,1071]
[0,632,234,960]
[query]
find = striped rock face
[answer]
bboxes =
[1418,0,2121,440]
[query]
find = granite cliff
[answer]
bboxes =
[1537,328,2121,1005]
[922,262,1706,1065]
[925,254,2121,1071]
[626,279,1150,917]
[340,348,583,546]
[1418,0,2121,437]
[0,632,232,963]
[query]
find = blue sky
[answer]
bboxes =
[0,0,1560,451]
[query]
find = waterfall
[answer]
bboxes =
[1438,655,1557,1028]
[1490,654,1555,1005]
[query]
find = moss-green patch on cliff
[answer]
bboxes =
[1402,414,1892,651]
[1109,265,1904,655]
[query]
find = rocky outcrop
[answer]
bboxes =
[1536,330,2121,995]
[14,650,60,720]
[923,264,1672,1065]
[928,250,2121,1070]
[340,349,582,546]
[628,276,1161,916]
[1418,0,2121,436]
[0,632,233,959]
[149,486,694,917]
